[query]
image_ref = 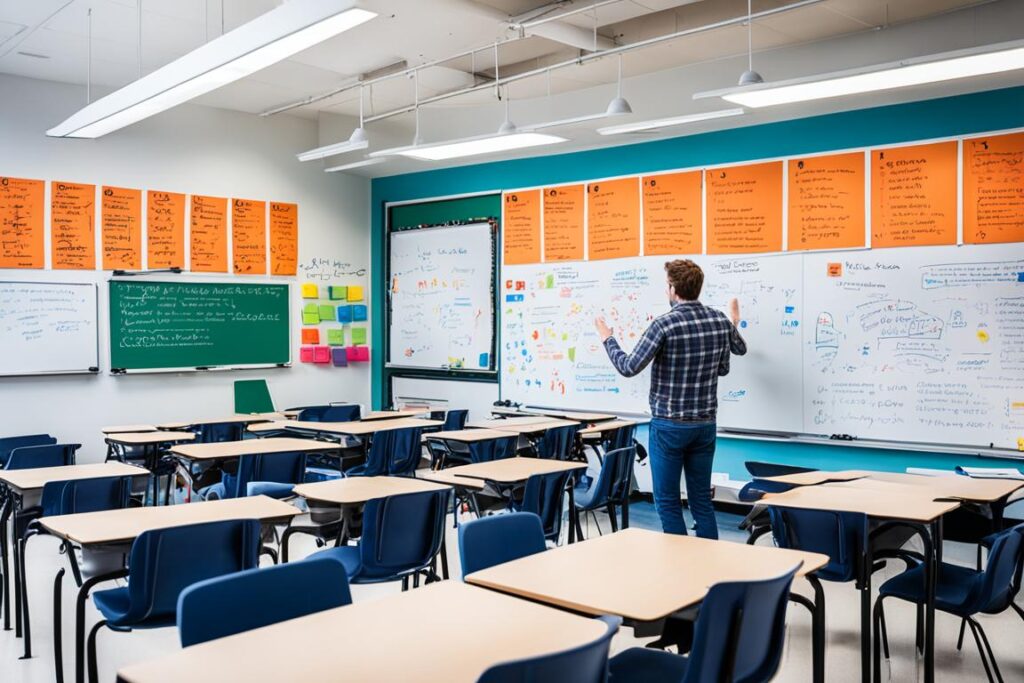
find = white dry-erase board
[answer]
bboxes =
[387,222,496,371]
[501,243,1024,450]
[0,281,99,376]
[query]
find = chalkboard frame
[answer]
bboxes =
[0,280,99,377]
[383,192,501,407]
[107,278,292,374]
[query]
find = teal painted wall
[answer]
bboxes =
[370,86,1024,476]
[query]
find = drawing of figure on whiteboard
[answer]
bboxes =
[595,259,746,541]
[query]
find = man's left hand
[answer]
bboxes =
[594,316,614,342]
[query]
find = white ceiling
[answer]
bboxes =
[1,0,1023,177]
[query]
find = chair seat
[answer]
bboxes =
[574,483,600,510]
[246,481,294,498]
[609,647,690,683]
[92,587,176,629]
[198,482,227,500]
[305,544,362,579]
[878,562,982,615]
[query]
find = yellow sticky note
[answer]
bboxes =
[301,282,319,299]
[1018,437,1024,452]
[347,285,364,302]
[977,329,990,343]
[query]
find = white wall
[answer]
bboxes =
[0,74,371,460]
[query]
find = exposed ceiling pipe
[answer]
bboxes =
[361,0,826,125]
[447,0,616,51]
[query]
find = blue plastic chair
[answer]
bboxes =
[478,615,621,683]
[736,479,797,545]
[601,423,637,454]
[874,523,1024,682]
[574,446,635,538]
[192,422,246,443]
[0,434,55,467]
[431,434,515,470]
[19,476,133,665]
[305,489,451,588]
[516,470,574,543]
[608,565,800,683]
[201,451,307,500]
[768,507,866,583]
[459,512,547,576]
[177,557,352,647]
[5,443,80,470]
[443,409,469,431]
[535,424,580,460]
[346,427,424,477]
[86,519,262,682]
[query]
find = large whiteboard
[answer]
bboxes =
[388,223,495,371]
[0,281,98,376]
[501,244,1024,449]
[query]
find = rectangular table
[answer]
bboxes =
[116,582,608,683]
[156,413,287,430]
[362,408,430,421]
[42,495,301,683]
[103,431,197,506]
[281,416,443,437]
[424,429,516,443]
[467,528,829,681]
[468,416,559,428]
[467,418,580,435]
[100,425,156,434]
[168,437,341,461]
[294,476,451,506]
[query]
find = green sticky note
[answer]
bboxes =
[327,328,345,346]
[568,347,576,362]
[329,286,347,301]
[351,326,367,345]
[545,274,555,289]
[302,312,320,325]
[318,304,335,320]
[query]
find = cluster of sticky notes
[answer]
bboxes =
[299,282,369,367]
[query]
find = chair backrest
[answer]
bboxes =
[0,434,56,467]
[602,424,637,453]
[321,404,361,422]
[769,507,865,583]
[358,489,451,580]
[975,522,1024,614]
[39,476,133,517]
[467,436,517,464]
[537,424,579,460]
[225,451,307,498]
[443,409,469,431]
[477,615,620,683]
[233,379,274,414]
[584,446,635,509]
[177,557,351,647]
[6,443,80,470]
[458,512,547,576]
[684,565,799,683]
[744,461,815,478]
[520,470,574,542]
[193,422,246,443]
[121,518,261,625]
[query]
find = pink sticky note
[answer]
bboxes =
[299,346,315,363]
[345,346,358,361]
[313,346,331,364]
[354,346,370,362]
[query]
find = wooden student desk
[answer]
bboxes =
[104,431,197,506]
[467,528,829,682]
[468,416,558,428]
[529,409,617,422]
[42,495,300,683]
[167,437,341,462]
[362,408,429,421]
[100,425,157,434]
[281,416,443,437]
[467,418,579,435]
[116,582,608,683]
[424,429,519,443]
[764,483,962,683]
[293,476,450,506]
[156,413,287,430]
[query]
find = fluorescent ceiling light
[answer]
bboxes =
[370,132,567,161]
[297,128,368,161]
[47,1,376,138]
[695,39,1024,108]
[597,108,745,135]
[324,158,387,173]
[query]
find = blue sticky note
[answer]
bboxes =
[506,294,524,302]
[336,305,352,324]
[478,352,489,368]
[352,304,368,322]
[784,306,794,314]
[1018,272,1024,282]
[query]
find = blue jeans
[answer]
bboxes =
[648,418,718,539]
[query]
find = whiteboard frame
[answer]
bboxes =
[384,197,499,374]
[0,281,100,377]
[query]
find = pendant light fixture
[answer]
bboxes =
[296,85,369,161]
[738,0,763,86]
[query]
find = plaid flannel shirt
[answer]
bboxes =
[602,301,747,421]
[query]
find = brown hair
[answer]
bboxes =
[665,259,704,300]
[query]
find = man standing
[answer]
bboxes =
[595,259,746,539]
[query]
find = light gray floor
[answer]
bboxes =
[1,501,1020,682]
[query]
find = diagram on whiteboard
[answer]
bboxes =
[803,245,1024,448]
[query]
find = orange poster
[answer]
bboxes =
[871,141,957,248]
[706,161,783,254]
[269,201,298,275]
[587,177,640,260]
[51,181,96,269]
[232,198,267,275]
[543,185,584,261]
[963,132,1024,245]
[147,190,185,268]
[0,176,44,269]
[788,152,866,250]
[101,186,142,270]
[642,171,702,255]
[190,195,228,272]
[503,190,541,265]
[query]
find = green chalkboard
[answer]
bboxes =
[109,281,290,371]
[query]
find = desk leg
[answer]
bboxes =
[568,480,577,545]
[75,569,128,683]
[860,533,873,683]
[1,499,9,630]
[923,519,939,683]
[13,496,22,638]
[788,575,825,683]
